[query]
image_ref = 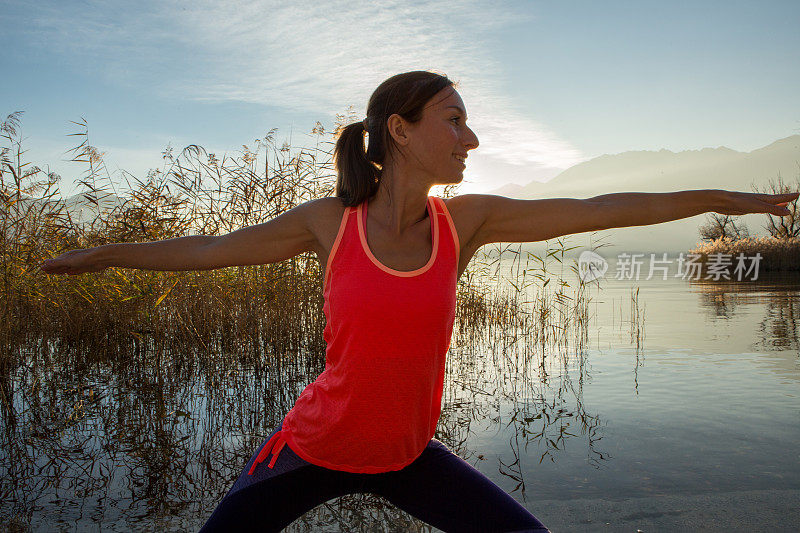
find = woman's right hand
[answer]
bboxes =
[39,248,109,275]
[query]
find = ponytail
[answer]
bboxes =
[333,120,381,208]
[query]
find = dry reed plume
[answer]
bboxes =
[688,235,800,273]
[1,110,603,530]
[1,110,597,373]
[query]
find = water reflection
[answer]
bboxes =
[689,275,800,352]
[2,268,799,530]
[1,272,600,530]
[441,310,610,500]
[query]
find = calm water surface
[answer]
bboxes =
[1,256,798,531]
[472,266,799,501]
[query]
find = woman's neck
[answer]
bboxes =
[369,170,431,236]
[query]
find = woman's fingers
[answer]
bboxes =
[771,202,792,216]
[751,192,797,215]
[39,249,103,275]
[718,190,798,216]
[40,257,70,274]
[756,192,799,205]
[39,259,59,273]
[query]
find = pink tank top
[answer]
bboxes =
[247,195,460,474]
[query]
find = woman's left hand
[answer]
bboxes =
[715,190,799,216]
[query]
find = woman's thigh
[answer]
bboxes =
[200,424,367,532]
[369,439,550,533]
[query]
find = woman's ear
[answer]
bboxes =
[386,113,411,147]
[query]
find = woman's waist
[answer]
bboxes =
[288,377,440,429]
[283,404,436,451]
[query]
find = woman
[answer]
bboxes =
[41,71,797,532]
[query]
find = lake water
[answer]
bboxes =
[1,254,798,532]
[446,255,799,531]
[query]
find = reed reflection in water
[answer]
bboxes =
[2,250,799,531]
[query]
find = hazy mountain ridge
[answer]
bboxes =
[485,135,800,256]
[10,136,799,259]
[11,191,124,226]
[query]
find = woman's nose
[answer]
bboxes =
[465,127,479,150]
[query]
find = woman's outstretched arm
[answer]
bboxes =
[464,189,799,246]
[39,198,326,275]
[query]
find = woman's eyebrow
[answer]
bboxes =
[446,105,468,119]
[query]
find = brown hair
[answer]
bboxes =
[333,71,455,207]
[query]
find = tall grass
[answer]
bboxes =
[1,110,597,370]
[2,113,338,371]
[0,110,609,529]
[688,235,800,273]
[5,107,796,528]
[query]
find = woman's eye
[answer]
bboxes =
[451,117,460,123]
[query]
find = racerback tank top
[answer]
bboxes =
[247,195,460,474]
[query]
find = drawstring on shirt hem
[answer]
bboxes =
[247,429,287,475]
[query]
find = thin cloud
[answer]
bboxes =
[22,0,585,183]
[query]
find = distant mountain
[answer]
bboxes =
[488,182,525,198]
[485,135,800,257]
[61,192,123,221]
[12,191,123,226]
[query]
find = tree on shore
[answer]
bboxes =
[698,171,800,243]
[751,172,800,239]
[698,213,750,242]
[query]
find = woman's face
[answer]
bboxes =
[392,87,479,184]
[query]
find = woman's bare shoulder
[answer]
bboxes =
[442,194,486,249]
[304,196,346,210]
[303,196,348,256]
[309,196,347,223]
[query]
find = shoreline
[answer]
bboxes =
[527,488,800,532]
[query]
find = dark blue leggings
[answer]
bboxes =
[200,422,550,532]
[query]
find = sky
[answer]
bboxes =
[2,0,798,198]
